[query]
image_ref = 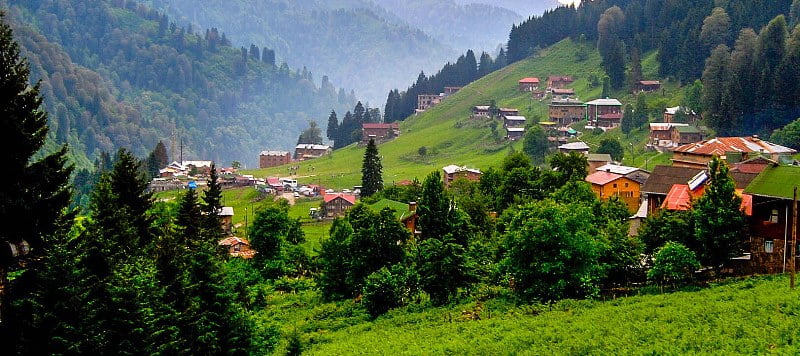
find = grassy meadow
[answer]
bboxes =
[242,39,684,189]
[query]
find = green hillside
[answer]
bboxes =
[246,39,682,188]
[302,276,800,354]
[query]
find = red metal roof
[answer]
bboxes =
[218,236,250,246]
[519,77,540,83]
[324,193,356,205]
[586,171,624,186]
[661,184,694,211]
[673,137,796,156]
[363,123,399,129]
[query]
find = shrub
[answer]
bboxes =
[647,242,700,286]
[362,265,410,317]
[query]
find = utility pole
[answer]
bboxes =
[791,187,797,289]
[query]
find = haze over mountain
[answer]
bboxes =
[452,0,561,18]
[371,0,522,54]
[5,0,355,167]
[139,0,457,104]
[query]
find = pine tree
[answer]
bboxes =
[201,162,224,240]
[360,139,383,197]
[418,171,450,240]
[627,47,643,89]
[326,110,339,141]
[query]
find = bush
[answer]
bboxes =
[647,242,700,286]
[362,265,410,317]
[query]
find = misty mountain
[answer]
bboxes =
[453,0,561,18]
[371,0,522,54]
[6,0,355,167]
[140,0,456,104]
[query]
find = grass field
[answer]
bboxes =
[241,39,685,190]
[295,275,800,355]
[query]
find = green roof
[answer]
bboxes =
[368,199,413,220]
[744,165,800,199]
[675,126,701,134]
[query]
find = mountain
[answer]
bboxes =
[5,0,355,167]
[453,0,561,18]
[371,0,522,53]
[138,0,456,104]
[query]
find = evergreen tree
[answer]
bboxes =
[700,7,731,50]
[360,138,383,197]
[326,110,339,141]
[598,6,626,89]
[692,157,746,271]
[634,94,648,127]
[297,121,324,145]
[628,47,643,89]
[146,141,169,177]
[621,104,635,134]
[702,44,732,134]
[601,76,611,98]
[418,171,450,240]
[201,162,224,240]
[792,0,800,27]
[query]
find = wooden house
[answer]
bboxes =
[547,75,574,89]
[362,123,400,144]
[499,108,520,117]
[587,153,614,174]
[218,236,256,259]
[442,165,482,187]
[259,151,292,168]
[671,125,706,146]
[549,98,586,126]
[663,106,699,123]
[585,171,642,212]
[219,207,234,235]
[551,88,576,97]
[742,165,800,274]
[634,80,661,92]
[472,105,491,118]
[295,144,332,161]
[506,127,525,141]
[503,115,527,128]
[641,164,758,214]
[672,136,796,169]
[586,98,623,129]
[518,77,540,91]
[322,193,356,218]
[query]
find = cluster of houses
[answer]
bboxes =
[258,144,332,169]
[416,87,462,114]
[150,161,260,192]
[647,106,705,150]
[471,106,528,140]
[579,134,799,275]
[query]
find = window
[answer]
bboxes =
[765,240,774,254]
[768,209,779,224]
[624,183,629,188]
[613,183,617,188]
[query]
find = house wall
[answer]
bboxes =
[417,94,442,111]
[260,153,291,168]
[519,82,538,91]
[324,198,354,218]
[671,152,712,169]
[591,177,641,212]
[587,105,621,123]
[445,171,482,186]
[748,197,800,274]
[549,105,586,124]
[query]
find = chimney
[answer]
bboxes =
[409,202,417,212]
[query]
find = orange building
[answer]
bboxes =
[585,171,641,212]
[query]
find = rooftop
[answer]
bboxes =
[260,150,290,156]
[506,127,525,132]
[550,98,585,106]
[650,123,689,131]
[442,165,482,175]
[519,77,540,83]
[219,207,234,216]
[674,136,796,156]
[586,98,622,106]
[552,88,575,94]
[504,116,527,121]
[368,199,415,221]
[639,80,661,85]
[744,165,800,200]
[363,123,400,129]
[474,105,490,110]
[596,164,641,176]
[641,165,705,195]
[586,171,624,186]
[324,193,357,205]
[296,144,331,150]
[587,153,613,162]
[559,141,590,151]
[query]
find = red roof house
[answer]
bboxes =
[519,77,540,91]
[322,193,357,218]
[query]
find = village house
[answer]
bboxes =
[742,165,800,274]
[472,105,491,118]
[586,98,623,129]
[547,75,574,89]
[671,125,706,146]
[219,207,234,235]
[442,165,482,187]
[551,88,576,97]
[672,136,796,169]
[587,153,614,174]
[259,151,292,168]
[444,87,462,97]
[549,98,586,126]
[148,178,184,192]
[585,170,643,212]
[416,94,444,113]
[499,108,520,118]
[506,127,525,141]
[322,193,356,218]
[663,106,699,123]
[649,123,687,147]
[218,236,256,259]
[369,199,419,236]
[361,122,400,144]
[518,77,540,91]
[503,115,527,128]
[558,141,590,154]
[634,80,661,93]
[295,144,332,161]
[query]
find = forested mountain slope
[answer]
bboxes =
[138,0,456,104]
[371,0,522,53]
[5,0,355,167]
